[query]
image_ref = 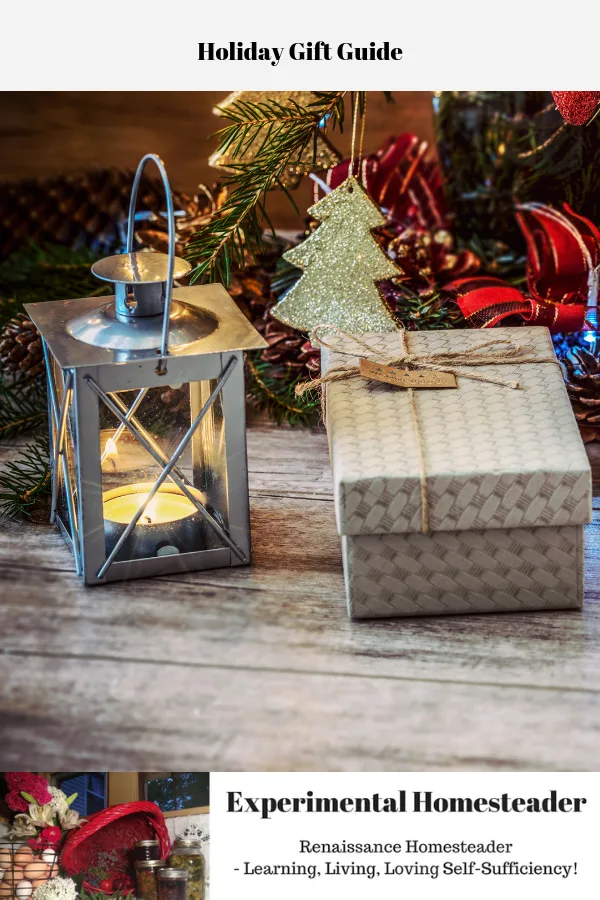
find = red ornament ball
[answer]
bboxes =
[99,880,115,894]
[552,91,600,125]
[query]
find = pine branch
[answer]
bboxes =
[0,244,112,517]
[214,95,339,159]
[186,92,357,285]
[388,284,466,329]
[246,355,321,426]
[0,432,50,518]
[0,378,47,439]
[0,242,111,318]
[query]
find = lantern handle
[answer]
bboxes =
[126,153,176,369]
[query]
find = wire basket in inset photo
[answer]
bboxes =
[0,841,60,900]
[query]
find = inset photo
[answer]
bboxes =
[0,774,209,900]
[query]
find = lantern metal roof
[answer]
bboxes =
[26,283,267,369]
[28,150,266,368]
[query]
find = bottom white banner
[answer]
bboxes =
[210,772,597,899]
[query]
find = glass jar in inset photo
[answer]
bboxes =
[167,839,205,900]
[135,859,167,900]
[158,868,189,900]
[133,840,162,863]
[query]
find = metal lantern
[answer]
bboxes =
[26,153,267,585]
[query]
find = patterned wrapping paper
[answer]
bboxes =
[342,525,584,618]
[322,327,592,537]
[321,326,592,618]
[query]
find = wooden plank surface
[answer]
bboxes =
[1,422,599,771]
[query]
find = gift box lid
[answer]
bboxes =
[322,326,592,536]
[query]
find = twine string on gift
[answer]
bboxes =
[296,324,563,534]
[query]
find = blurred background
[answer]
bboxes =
[0,91,435,231]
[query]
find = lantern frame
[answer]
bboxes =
[26,154,267,586]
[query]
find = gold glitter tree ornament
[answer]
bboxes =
[271,174,401,333]
[209,91,341,189]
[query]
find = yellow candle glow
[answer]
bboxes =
[104,492,196,525]
[102,483,205,525]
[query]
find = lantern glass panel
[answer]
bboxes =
[99,379,229,563]
[52,358,78,542]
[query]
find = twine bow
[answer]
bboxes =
[296,324,563,534]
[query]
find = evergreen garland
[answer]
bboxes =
[0,433,50,517]
[246,355,321,426]
[0,243,111,305]
[0,378,47,439]
[0,244,111,517]
[185,91,353,283]
[388,284,466,330]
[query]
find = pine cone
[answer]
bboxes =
[230,269,272,324]
[563,345,600,441]
[0,313,44,379]
[136,184,228,257]
[259,319,319,378]
[384,226,481,294]
[0,168,213,260]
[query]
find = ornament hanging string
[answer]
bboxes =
[349,93,368,183]
[311,92,368,199]
[297,324,563,534]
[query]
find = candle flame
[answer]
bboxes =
[105,438,118,457]
[138,493,160,525]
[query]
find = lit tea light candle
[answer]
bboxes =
[101,436,119,470]
[103,436,118,460]
[104,489,197,525]
[103,482,207,560]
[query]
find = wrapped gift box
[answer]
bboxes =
[321,326,592,618]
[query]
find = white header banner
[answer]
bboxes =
[211,771,598,900]
[2,0,599,90]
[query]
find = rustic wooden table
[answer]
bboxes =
[1,422,599,771]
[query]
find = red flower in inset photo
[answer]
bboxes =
[5,789,29,812]
[5,772,29,790]
[40,826,63,847]
[28,837,45,850]
[5,772,52,806]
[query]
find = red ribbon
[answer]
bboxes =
[450,276,588,333]
[515,202,600,305]
[448,202,600,333]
